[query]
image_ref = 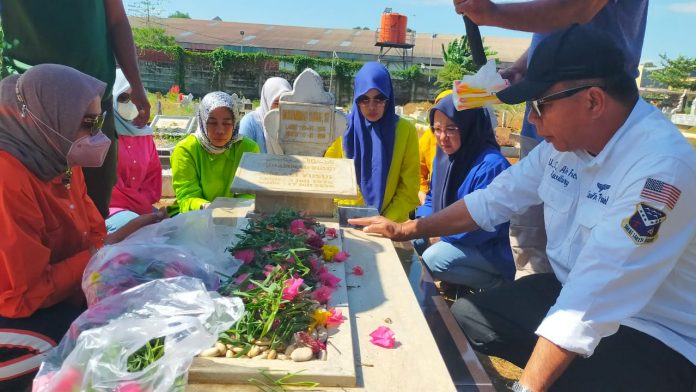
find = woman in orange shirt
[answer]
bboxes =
[0,64,164,389]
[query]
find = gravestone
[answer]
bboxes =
[230,153,358,217]
[263,69,346,156]
[151,115,195,136]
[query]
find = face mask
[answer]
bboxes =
[66,131,112,167]
[117,101,139,121]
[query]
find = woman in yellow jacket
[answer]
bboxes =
[325,62,419,223]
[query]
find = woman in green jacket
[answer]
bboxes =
[325,62,419,223]
[169,92,259,215]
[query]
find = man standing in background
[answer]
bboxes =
[453,0,649,277]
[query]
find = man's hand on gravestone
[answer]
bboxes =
[348,216,407,241]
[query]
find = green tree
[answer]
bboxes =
[168,11,191,18]
[650,54,696,91]
[132,27,177,49]
[436,35,496,91]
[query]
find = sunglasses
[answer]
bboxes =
[81,111,107,135]
[530,85,601,117]
[117,93,131,104]
[356,94,388,107]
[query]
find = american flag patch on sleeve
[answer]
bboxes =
[640,178,681,210]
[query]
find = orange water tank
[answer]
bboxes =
[379,12,408,44]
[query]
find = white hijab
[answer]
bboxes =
[113,69,153,136]
[252,77,291,154]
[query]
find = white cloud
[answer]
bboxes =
[668,2,696,13]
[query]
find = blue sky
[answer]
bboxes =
[149,0,695,65]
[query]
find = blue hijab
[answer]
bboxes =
[430,95,499,213]
[343,62,398,211]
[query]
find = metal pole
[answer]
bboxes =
[428,33,435,83]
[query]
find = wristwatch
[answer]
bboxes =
[511,381,533,392]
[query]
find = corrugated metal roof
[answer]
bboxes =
[130,17,529,64]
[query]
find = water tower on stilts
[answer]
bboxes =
[375,8,415,70]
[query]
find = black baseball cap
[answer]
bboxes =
[496,24,626,104]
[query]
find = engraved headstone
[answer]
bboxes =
[263,69,346,156]
[231,153,357,216]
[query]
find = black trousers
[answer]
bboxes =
[450,273,696,391]
[0,303,83,392]
[83,97,118,218]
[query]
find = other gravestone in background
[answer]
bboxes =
[263,69,347,156]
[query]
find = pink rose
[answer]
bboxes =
[351,265,364,276]
[326,308,344,328]
[325,227,338,239]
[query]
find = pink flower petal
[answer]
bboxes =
[233,249,255,264]
[282,278,304,301]
[333,251,350,262]
[369,326,396,348]
[325,227,338,239]
[326,308,345,328]
[319,271,341,288]
[351,265,364,276]
[290,219,305,235]
[233,272,250,285]
[311,286,333,304]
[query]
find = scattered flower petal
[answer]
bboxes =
[352,265,364,276]
[326,308,344,328]
[233,248,255,264]
[290,219,305,235]
[369,326,396,348]
[319,270,341,288]
[311,286,333,304]
[333,251,350,262]
[282,278,304,301]
[233,272,250,285]
[325,227,338,239]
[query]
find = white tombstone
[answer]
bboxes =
[231,153,358,216]
[691,97,696,116]
[263,69,347,156]
[150,115,195,136]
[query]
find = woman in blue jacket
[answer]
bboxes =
[415,94,513,290]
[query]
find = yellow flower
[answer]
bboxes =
[322,244,340,262]
[89,271,100,284]
[308,308,332,332]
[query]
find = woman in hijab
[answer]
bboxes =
[238,77,292,154]
[106,69,163,233]
[414,93,513,290]
[419,89,452,205]
[169,91,259,215]
[325,62,419,223]
[0,64,165,389]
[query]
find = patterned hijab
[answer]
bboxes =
[0,64,105,181]
[194,91,241,155]
[343,62,398,211]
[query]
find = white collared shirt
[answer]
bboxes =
[465,99,696,362]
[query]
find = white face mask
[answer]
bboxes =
[117,101,139,121]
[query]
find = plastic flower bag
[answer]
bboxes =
[34,277,244,392]
[452,59,509,110]
[83,243,221,306]
[83,210,243,306]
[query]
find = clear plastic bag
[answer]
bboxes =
[453,59,509,110]
[83,210,242,306]
[34,277,244,392]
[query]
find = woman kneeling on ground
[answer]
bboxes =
[414,93,514,290]
[325,62,419,223]
[0,64,165,389]
[168,91,259,215]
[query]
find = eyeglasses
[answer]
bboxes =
[432,126,460,137]
[117,93,131,104]
[530,85,601,117]
[80,111,107,135]
[356,95,388,107]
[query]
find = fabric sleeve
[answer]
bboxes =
[464,143,547,232]
[418,132,432,193]
[0,175,100,317]
[141,136,163,206]
[171,142,209,212]
[382,122,420,223]
[443,155,511,244]
[535,158,696,357]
